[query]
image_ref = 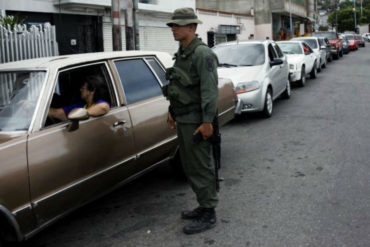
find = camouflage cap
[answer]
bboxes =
[166,8,202,27]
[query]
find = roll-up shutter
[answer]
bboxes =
[103,21,126,51]
[139,26,178,54]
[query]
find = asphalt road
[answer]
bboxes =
[26,44,370,247]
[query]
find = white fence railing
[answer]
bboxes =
[0,23,59,64]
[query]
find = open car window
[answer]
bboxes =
[44,63,116,127]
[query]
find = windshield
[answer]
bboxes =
[277,43,303,54]
[0,71,46,131]
[213,44,265,66]
[346,35,354,39]
[312,32,337,40]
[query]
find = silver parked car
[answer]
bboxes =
[213,40,290,118]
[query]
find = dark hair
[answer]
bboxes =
[84,76,109,103]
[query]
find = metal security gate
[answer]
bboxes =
[0,23,58,64]
[139,26,178,54]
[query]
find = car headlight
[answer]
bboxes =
[235,81,260,94]
[289,64,295,70]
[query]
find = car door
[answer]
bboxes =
[112,57,177,172]
[302,42,315,73]
[267,44,282,98]
[27,62,137,225]
[318,39,326,64]
[271,43,287,95]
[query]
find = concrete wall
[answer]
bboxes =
[255,23,272,40]
[253,0,271,25]
[0,0,110,15]
[1,0,195,15]
[139,0,194,13]
[196,0,253,15]
[196,9,254,42]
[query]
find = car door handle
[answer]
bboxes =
[113,120,127,127]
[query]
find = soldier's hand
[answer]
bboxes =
[167,113,176,130]
[194,123,213,140]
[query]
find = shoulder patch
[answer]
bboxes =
[206,56,215,72]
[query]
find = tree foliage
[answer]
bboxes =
[328,0,370,32]
[0,15,25,30]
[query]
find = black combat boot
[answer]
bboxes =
[183,208,216,234]
[181,207,204,220]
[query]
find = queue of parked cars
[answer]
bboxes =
[0,29,367,245]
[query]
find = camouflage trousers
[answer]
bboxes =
[177,123,218,208]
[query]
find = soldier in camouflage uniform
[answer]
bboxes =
[163,8,219,234]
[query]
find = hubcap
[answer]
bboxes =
[302,70,306,84]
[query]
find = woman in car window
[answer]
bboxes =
[48,76,110,121]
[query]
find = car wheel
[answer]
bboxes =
[317,60,322,72]
[262,89,273,118]
[310,61,317,79]
[322,58,327,69]
[334,51,339,59]
[282,79,291,99]
[298,66,306,87]
[328,54,333,62]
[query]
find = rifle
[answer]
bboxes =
[210,114,222,192]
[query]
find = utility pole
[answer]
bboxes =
[133,0,140,50]
[123,0,135,50]
[361,0,363,17]
[354,0,357,32]
[335,0,338,31]
[112,0,122,51]
[289,0,293,37]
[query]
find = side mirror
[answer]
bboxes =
[67,108,89,132]
[269,58,283,67]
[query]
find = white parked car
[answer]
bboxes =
[277,41,317,87]
[213,40,290,118]
[362,33,370,42]
[291,37,327,72]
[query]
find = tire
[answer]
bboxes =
[322,57,327,69]
[282,79,291,99]
[298,66,306,87]
[317,60,322,73]
[328,54,333,62]
[339,49,343,57]
[334,51,339,60]
[310,61,317,79]
[262,89,273,118]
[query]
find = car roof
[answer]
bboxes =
[292,37,319,40]
[277,40,304,44]
[213,40,273,47]
[0,51,174,71]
